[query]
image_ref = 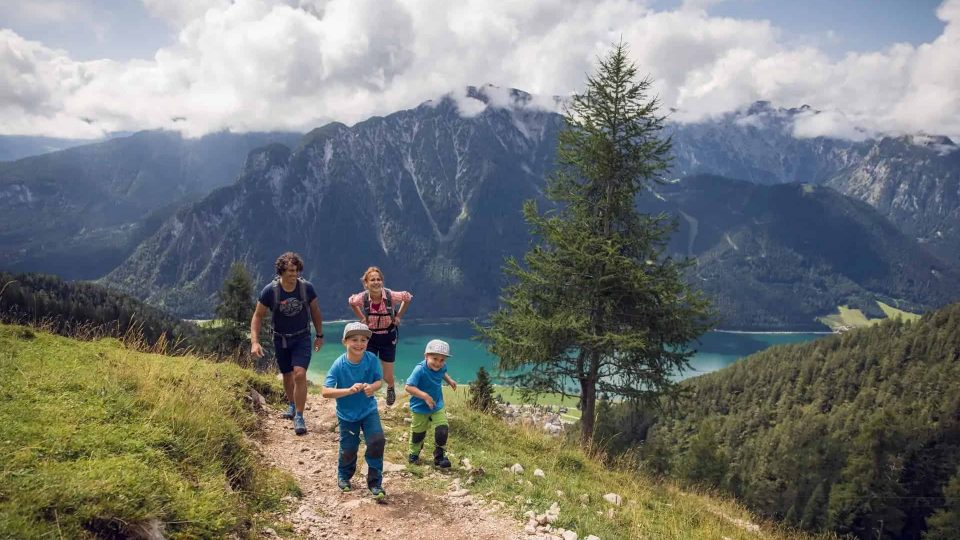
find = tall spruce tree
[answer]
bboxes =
[478,43,712,444]
[207,261,256,365]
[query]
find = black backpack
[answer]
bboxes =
[361,288,395,328]
[271,277,308,316]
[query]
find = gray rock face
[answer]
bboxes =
[106,88,563,318]
[669,103,960,264]
[0,130,302,279]
[101,95,960,325]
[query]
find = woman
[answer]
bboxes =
[348,266,412,406]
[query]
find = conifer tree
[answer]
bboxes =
[207,262,256,365]
[478,42,712,444]
[468,366,496,412]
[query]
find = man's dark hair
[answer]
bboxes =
[275,252,304,275]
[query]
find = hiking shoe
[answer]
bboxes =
[408,454,420,464]
[293,414,307,435]
[337,478,352,493]
[386,386,396,406]
[434,455,451,469]
[281,402,296,420]
[370,486,386,502]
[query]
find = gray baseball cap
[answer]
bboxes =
[342,322,373,340]
[424,339,451,357]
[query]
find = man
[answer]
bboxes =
[251,252,324,435]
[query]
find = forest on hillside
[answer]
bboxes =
[0,271,200,351]
[594,302,960,539]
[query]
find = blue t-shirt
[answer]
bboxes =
[324,351,382,422]
[258,279,317,335]
[407,360,447,414]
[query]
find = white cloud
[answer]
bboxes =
[0,0,958,140]
[0,0,77,24]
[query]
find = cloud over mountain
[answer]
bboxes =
[1,0,958,140]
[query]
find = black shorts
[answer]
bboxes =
[274,334,312,373]
[367,327,398,363]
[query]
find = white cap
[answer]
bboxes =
[424,339,451,357]
[343,322,372,340]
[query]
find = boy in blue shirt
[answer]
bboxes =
[404,339,457,468]
[321,322,386,501]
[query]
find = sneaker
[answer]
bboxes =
[434,455,451,469]
[281,402,296,420]
[293,414,307,435]
[369,486,386,502]
[337,478,352,493]
[386,386,396,406]
[407,454,420,464]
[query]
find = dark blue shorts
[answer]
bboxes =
[367,328,397,363]
[274,335,312,373]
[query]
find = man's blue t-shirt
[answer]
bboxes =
[407,360,447,414]
[324,351,382,422]
[258,280,317,335]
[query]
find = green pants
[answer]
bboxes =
[409,408,449,457]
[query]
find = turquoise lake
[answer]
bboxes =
[305,320,827,385]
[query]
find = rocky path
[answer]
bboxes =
[255,393,525,540]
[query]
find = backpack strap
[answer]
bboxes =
[271,278,281,316]
[383,288,395,319]
[298,277,308,304]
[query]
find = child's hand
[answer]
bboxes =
[350,383,366,394]
[448,380,457,391]
[363,384,376,397]
[424,396,436,410]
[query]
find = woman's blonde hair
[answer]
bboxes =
[362,266,384,286]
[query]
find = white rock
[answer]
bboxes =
[562,531,578,540]
[556,490,564,497]
[534,468,545,478]
[584,536,601,540]
[602,493,622,506]
[461,457,473,470]
[382,461,406,473]
[511,463,525,474]
[449,489,471,498]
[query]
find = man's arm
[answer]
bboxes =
[309,298,324,351]
[250,302,269,358]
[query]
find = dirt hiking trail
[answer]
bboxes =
[254,393,525,539]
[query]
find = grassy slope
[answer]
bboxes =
[2,323,826,539]
[818,301,921,331]
[378,389,829,540]
[0,324,296,539]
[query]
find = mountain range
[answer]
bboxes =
[2,87,959,328]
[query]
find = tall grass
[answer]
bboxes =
[0,323,296,539]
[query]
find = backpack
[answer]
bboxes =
[271,277,308,316]
[362,288,395,328]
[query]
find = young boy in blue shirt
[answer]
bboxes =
[321,322,387,500]
[404,339,457,468]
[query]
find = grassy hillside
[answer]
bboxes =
[641,302,960,539]
[0,323,296,539]
[0,322,828,539]
[380,390,826,540]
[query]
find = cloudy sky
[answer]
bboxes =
[1,0,957,140]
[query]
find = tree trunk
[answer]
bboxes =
[579,375,596,445]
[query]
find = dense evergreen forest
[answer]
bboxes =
[0,271,199,351]
[606,302,960,539]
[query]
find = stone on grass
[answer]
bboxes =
[510,463,525,474]
[602,493,622,506]
[533,468,545,478]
